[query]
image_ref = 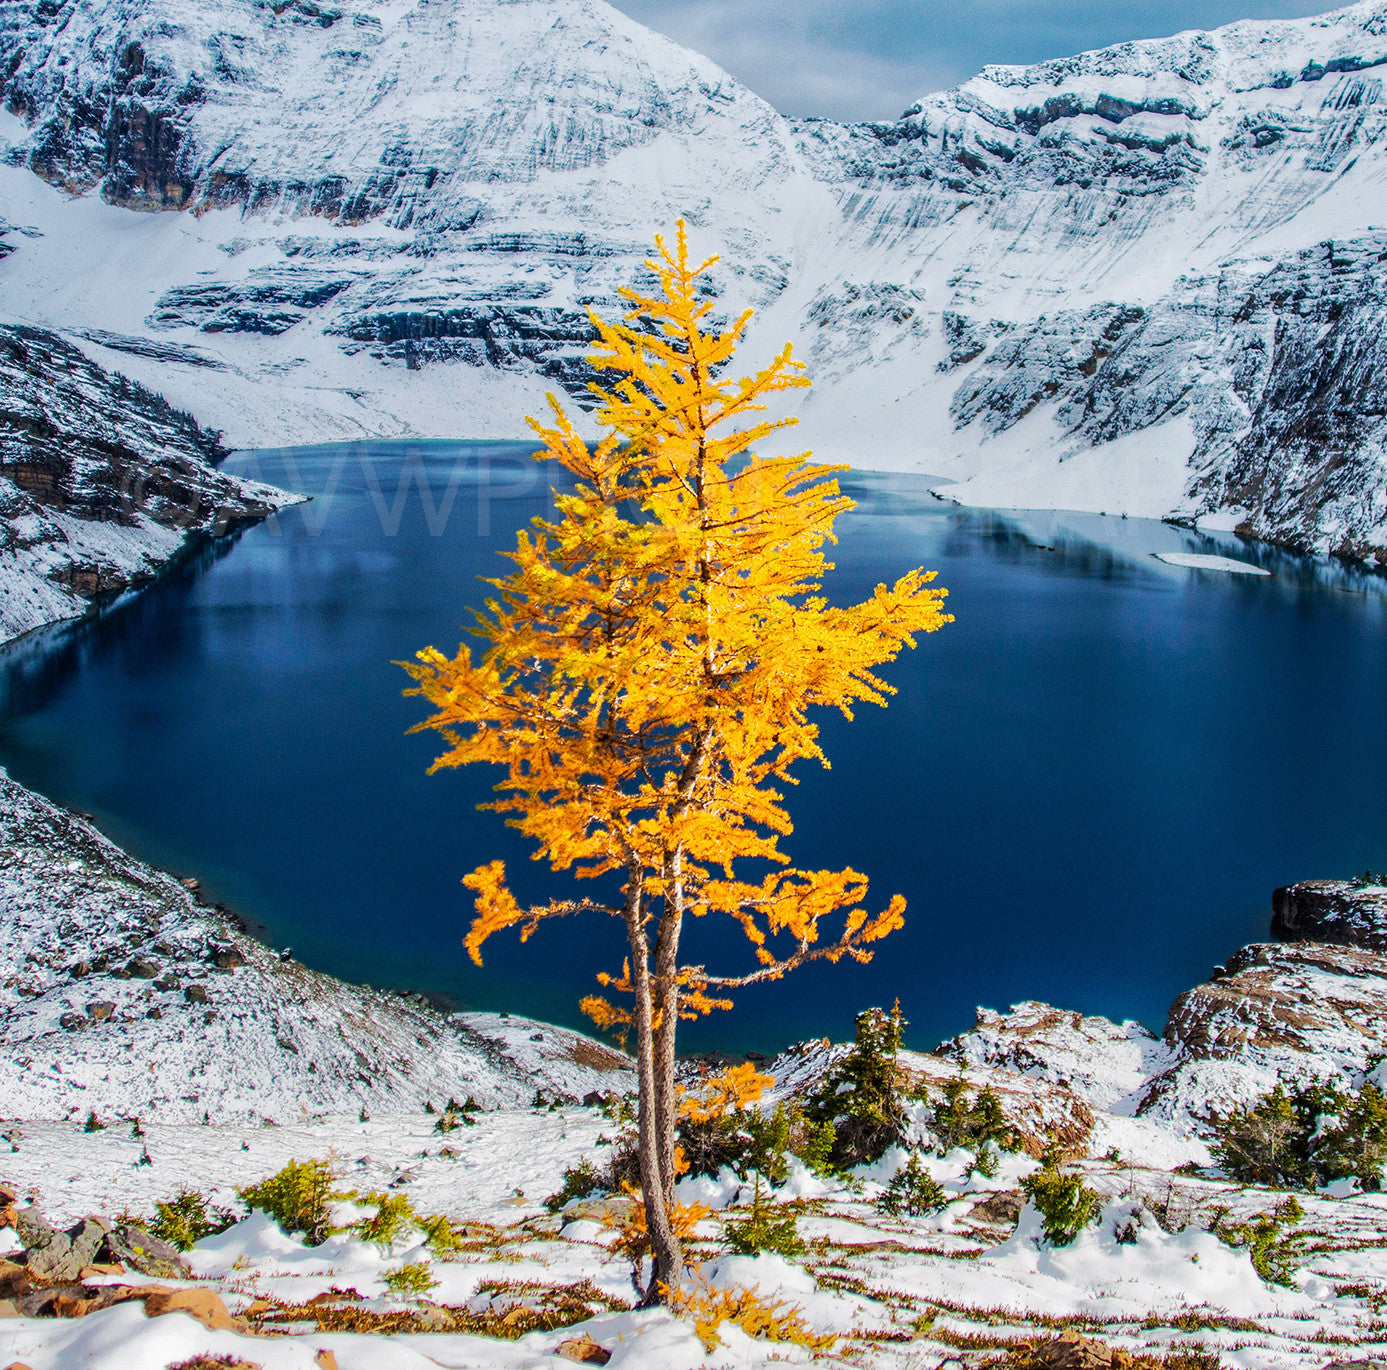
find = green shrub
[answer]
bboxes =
[723,1176,804,1257]
[679,1099,834,1186]
[149,1189,237,1251]
[351,1191,417,1250]
[84,1110,105,1133]
[792,1117,838,1177]
[544,1158,607,1213]
[382,1260,438,1298]
[1211,1197,1304,1286]
[239,1159,341,1245]
[973,1142,1000,1178]
[930,1079,1016,1154]
[1354,868,1387,888]
[1022,1164,1100,1246]
[1208,1085,1317,1188]
[877,1153,949,1218]
[419,1212,463,1255]
[1312,1083,1387,1190]
[434,1098,477,1134]
[804,1006,908,1169]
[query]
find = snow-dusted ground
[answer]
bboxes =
[5,1098,1387,1367]
[8,758,1387,1365]
[0,769,631,1125]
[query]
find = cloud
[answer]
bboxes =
[606,0,1338,121]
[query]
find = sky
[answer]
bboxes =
[606,0,1341,121]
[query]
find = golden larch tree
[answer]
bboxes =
[402,223,951,1300]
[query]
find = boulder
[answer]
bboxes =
[85,1002,115,1022]
[98,1224,191,1279]
[125,958,161,979]
[142,1286,242,1331]
[59,1013,86,1031]
[1273,880,1387,953]
[183,984,209,1005]
[967,1189,1025,1227]
[0,1261,33,1300]
[22,1216,108,1282]
[556,1334,611,1364]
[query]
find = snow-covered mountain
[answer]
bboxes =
[2,0,1387,559]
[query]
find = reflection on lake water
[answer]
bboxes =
[3,441,1385,1053]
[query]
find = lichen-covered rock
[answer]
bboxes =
[19,1215,107,1282]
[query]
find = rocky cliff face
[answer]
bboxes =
[3,0,1387,559]
[0,323,287,644]
[1272,876,1387,948]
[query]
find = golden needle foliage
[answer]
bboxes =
[403,221,950,1020]
[401,221,950,1296]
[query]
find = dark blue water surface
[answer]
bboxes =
[4,440,1386,1054]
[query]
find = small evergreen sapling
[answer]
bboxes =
[149,1189,237,1251]
[239,1158,339,1245]
[382,1260,438,1298]
[930,1079,1016,1154]
[544,1158,607,1213]
[1022,1151,1100,1246]
[723,1175,804,1256]
[877,1153,949,1218]
[805,1006,909,1168]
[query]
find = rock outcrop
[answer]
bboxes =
[0,324,289,644]
[1272,877,1387,951]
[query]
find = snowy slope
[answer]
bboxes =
[5,0,1387,557]
[0,769,631,1124]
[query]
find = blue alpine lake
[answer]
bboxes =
[4,439,1386,1055]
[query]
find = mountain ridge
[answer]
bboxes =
[1,0,1386,560]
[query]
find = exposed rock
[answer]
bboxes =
[1272,879,1387,952]
[141,1285,243,1331]
[99,1224,190,1279]
[1140,941,1387,1121]
[20,1215,107,1282]
[0,324,290,646]
[1007,1330,1132,1368]
[966,1189,1025,1227]
[0,1261,34,1301]
[936,1002,1172,1113]
[556,1335,611,1365]
[85,1002,115,1022]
